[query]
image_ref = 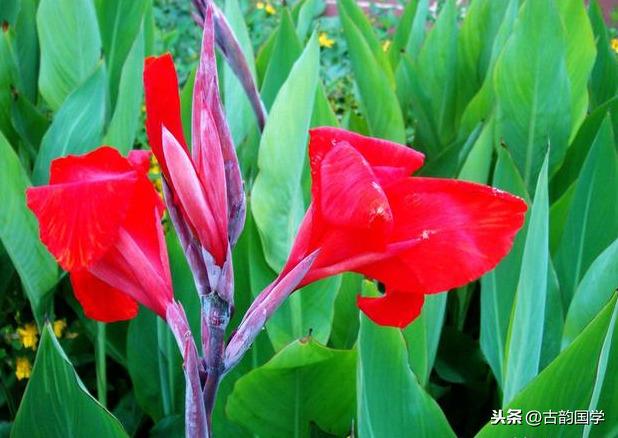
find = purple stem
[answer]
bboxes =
[224,251,318,371]
[192,0,267,131]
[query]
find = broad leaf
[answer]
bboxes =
[0,131,57,325]
[33,64,107,185]
[12,325,127,437]
[226,338,356,438]
[493,0,571,191]
[37,0,101,110]
[357,282,456,437]
[502,154,549,405]
[555,116,618,309]
[251,33,319,271]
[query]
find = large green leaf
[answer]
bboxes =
[226,339,356,438]
[493,0,571,191]
[37,0,101,110]
[103,27,144,154]
[555,116,618,309]
[339,0,405,143]
[0,30,19,145]
[563,238,618,348]
[94,0,147,108]
[12,325,127,437]
[33,64,107,185]
[403,0,458,154]
[357,282,456,438]
[456,0,509,117]
[0,131,57,325]
[588,0,618,108]
[502,154,549,405]
[251,33,319,271]
[458,0,518,136]
[402,293,447,387]
[259,9,303,110]
[329,273,363,350]
[337,0,393,83]
[477,295,618,437]
[12,0,40,103]
[555,0,596,138]
[223,0,259,147]
[387,0,419,68]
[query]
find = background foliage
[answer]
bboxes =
[0,0,617,436]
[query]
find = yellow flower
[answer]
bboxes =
[53,320,67,338]
[17,323,38,350]
[15,357,32,380]
[382,39,392,52]
[265,3,276,15]
[319,32,335,49]
[612,38,618,54]
[256,1,265,9]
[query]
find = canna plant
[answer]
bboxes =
[24,2,527,436]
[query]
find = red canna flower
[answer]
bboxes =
[26,147,173,322]
[281,127,528,328]
[143,15,244,269]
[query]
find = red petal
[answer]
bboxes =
[26,147,137,271]
[162,127,226,265]
[144,54,188,176]
[309,127,425,178]
[357,290,425,328]
[359,178,527,294]
[319,143,392,238]
[192,10,228,246]
[70,270,138,323]
[128,149,152,174]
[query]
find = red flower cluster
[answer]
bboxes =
[281,127,527,327]
[26,148,172,322]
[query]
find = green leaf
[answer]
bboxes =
[555,116,618,309]
[267,276,341,350]
[456,0,509,117]
[37,0,102,110]
[588,0,618,108]
[104,27,144,154]
[550,98,617,201]
[329,273,363,350]
[337,0,393,83]
[12,325,127,437]
[251,33,319,271]
[0,0,20,26]
[0,131,57,325]
[227,338,356,438]
[260,9,303,111]
[458,0,518,136]
[402,293,447,387]
[493,0,571,191]
[339,0,405,143]
[387,0,419,68]
[458,117,495,184]
[563,238,618,348]
[0,31,20,145]
[10,92,49,155]
[12,0,40,103]
[223,0,259,146]
[502,154,549,405]
[357,282,456,438]
[94,0,147,108]
[296,0,325,41]
[477,295,618,438]
[555,0,596,138]
[33,64,107,185]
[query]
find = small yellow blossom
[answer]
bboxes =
[15,357,32,380]
[53,320,67,338]
[264,3,276,15]
[256,1,265,9]
[17,323,38,350]
[319,32,335,49]
[382,39,392,52]
[612,38,618,54]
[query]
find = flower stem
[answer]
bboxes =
[95,322,107,407]
[157,317,173,416]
